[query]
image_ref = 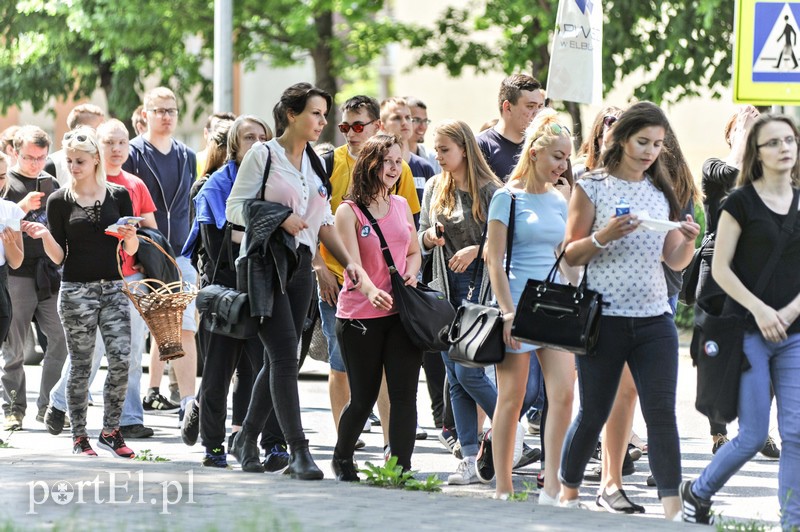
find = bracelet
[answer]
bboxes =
[591,232,608,249]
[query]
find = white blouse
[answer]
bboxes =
[226,139,334,257]
[0,199,24,266]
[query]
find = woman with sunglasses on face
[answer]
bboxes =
[558,103,699,519]
[226,83,366,479]
[0,153,25,346]
[418,120,502,485]
[23,127,139,458]
[680,115,800,529]
[331,134,422,480]
[486,111,578,500]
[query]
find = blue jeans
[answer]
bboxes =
[559,314,681,498]
[50,273,147,426]
[441,267,498,458]
[693,332,800,529]
[318,286,344,372]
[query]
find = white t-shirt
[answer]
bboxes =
[0,198,25,266]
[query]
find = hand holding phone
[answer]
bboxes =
[435,222,444,238]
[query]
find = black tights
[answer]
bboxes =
[241,249,313,449]
[334,314,422,470]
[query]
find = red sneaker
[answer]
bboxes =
[73,436,98,456]
[97,429,135,459]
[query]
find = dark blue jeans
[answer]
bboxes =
[559,313,682,498]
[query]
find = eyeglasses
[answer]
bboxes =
[603,115,618,128]
[338,120,376,134]
[18,154,48,164]
[757,136,798,149]
[411,118,431,126]
[148,108,179,118]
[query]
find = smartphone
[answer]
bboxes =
[435,222,444,238]
[35,177,54,195]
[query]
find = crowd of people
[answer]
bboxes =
[0,75,797,529]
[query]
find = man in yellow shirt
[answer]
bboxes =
[315,95,420,450]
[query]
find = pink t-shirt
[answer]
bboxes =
[107,171,157,276]
[336,196,412,320]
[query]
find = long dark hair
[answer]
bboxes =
[349,134,401,206]
[739,114,800,187]
[272,82,332,137]
[600,101,680,220]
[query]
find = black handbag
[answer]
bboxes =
[355,203,455,352]
[691,188,799,424]
[511,250,603,355]
[678,232,715,306]
[446,193,516,367]
[196,225,260,340]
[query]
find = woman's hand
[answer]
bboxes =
[597,213,640,244]
[0,227,16,244]
[677,214,701,243]
[502,315,521,351]
[448,245,478,273]
[423,226,445,249]
[367,287,393,311]
[280,214,308,236]
[402,272,418,287]
[316,266,340,306]
[344,263,363,292]
[117,224,137,242]
[21,221,49,239]
[778,304,800,331]
[753,303,788,343]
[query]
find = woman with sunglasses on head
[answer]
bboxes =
[418,120,502,485]
[573,107,623,181]
[23,127,139,458]
[680,115,800,529]
[330,133,422,480]
[486,110,578,500]
[226,83,367,479]
[557,102,699,519]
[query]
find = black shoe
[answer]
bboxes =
[202,447,230,469]
[680,479,714,524]
[514,443,541,469]
[142,391,180,413]
[44,406,66,436]
[585,452,634,481]
[476,429,495,483]
[284,440,324,480]
[369,412,381,427]
[622,450,635,476]
[646,474,656,487]
[537,470,545,489]
[230,431,265,473]
[760,436,780,459]
[180,399,200,446]
[627,443,642,462]
[262,443,290,473]
[120,424,155,439]
[711,433,729,454]
[595,487,645,514]
[354,438,366,450]
[331,457,360,481]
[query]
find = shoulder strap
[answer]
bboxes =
[305,143,333,198]
[752,188,800,297]
[354,202,397,273]
[209,224,233,284]
[259,145,272,200]
[467,191,515,301]
[322,150,334,180]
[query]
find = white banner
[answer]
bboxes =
[546,0,603,105]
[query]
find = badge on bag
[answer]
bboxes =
[360,226,371,238]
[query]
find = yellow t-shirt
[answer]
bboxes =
[321,144,421,284]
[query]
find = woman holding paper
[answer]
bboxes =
[22,127,139,459]
[0,153,25,347]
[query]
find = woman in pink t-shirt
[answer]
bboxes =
[331,134,422,480]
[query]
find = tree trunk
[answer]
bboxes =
[96,56,140,137]
[310,11,338,145]
[565,101,583,153]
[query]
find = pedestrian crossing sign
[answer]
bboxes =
[735,0,800,103]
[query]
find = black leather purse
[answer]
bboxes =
[356,203,455,352]
[679,232,715,306]
[196,225,260,340]
[511,250,602,355]
[446,194,516,367]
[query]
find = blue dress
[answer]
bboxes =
[487,187,568,353]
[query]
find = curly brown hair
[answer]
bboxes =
[348,134,402,205]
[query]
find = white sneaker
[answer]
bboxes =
[560,498,590,510]
[362,418,371,433]
[447,456,479,485]
[538,490,559,506]
[512,421,525,467]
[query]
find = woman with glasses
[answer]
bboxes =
[0,153,25,350]
[573,107,623,181]
[226,83,367,479]
[418,120,502,486]
[558,102,699,519]
[486,111,577,500]
[23,127,139,458]
[680,115,800,529]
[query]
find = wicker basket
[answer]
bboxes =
[117,235,197,361]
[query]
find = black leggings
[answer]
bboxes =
[241,248,313,449]
[334,314,422,470]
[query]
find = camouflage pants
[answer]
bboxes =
[58,281,130,438]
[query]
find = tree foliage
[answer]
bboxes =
[0,0,213,125]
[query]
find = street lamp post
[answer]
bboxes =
[214,0,233,112]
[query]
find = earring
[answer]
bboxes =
[532,155,538,161]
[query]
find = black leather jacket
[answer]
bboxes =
[239,199,298,318]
